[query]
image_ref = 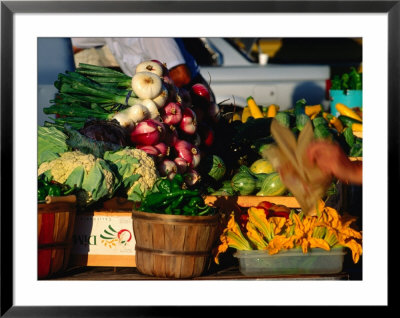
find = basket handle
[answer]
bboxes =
[45,195,77,204]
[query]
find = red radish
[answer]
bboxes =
[184,168,201,186]
[179,107,197,135]
[174,157,189,174]
[174,139,201,168]
[136,144,161,157]
[191,83,210,103]
[154,142,170,158]
[158,159,177,180]
[161,102,182,125]
[130,119,164,146]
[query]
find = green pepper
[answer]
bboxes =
[187,196,204,208]
[141,190,199,210]
[165,195,184,215]
[182,205,197,215]
[47,184,61,197]
[197,206,214,216]
[170,174,184,191]
[158,178,172,193]
[38,187,47,201]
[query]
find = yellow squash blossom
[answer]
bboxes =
[266,235,295,254]
[292,213,330,253]
[248,207,275,241]
[268,216,287,235]
[213,201,362,265]
[214,212,252,264]
[246,222,268,250]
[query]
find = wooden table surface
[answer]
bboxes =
[48,266,349,281]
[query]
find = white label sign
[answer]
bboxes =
[72,213,135,256]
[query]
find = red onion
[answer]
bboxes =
[208,101,221,122]
[158,159,177,180]
[184,168,201,186]
[130,119,164,146]
[174,139,201,168]
[161,102,182,126]
[191,83,211,103]
[154,142,170,158]
[136,145,160,157]
[179,107,197,135]
[163,124,179,146]
[174,157,189,174]
[176,87,192,108]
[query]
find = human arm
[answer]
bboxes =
[306,140,362,184]
[168,64,192,87]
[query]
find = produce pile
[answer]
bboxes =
[38,61,362,216]
[38,61,221,213]
[208,97,362,197]
[214,199,362,264]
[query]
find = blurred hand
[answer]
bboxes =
[307,140,362,184]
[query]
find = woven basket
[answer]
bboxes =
[38,195,76,279]
[132,210,220,279]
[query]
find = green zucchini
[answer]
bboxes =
[338,115,362,127]
[296,113,311,131]
[312,116,327,128]
[274,111,290,127]
[314,124,332,140]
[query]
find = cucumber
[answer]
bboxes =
[294,98,307,116]
[312,116,327,128]
[274,111,290,127]
[296,113,311,131]
[314,124,332,140]
[338,115,362,127]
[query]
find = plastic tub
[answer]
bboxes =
[234,247,346,276]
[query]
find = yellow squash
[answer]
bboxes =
[241,106,252,123]
[246,96,264,119]
[266,104,279,118]
[335,103,362,122]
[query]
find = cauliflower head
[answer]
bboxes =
[38,151,118,206]
[103,147,159,202]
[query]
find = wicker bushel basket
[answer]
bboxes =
[38,195,77,279]
[132,210,220,279]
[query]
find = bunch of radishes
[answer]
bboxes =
[122,59,220,186]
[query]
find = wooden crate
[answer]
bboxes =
[205,195,300,209]
[70,197,136,267]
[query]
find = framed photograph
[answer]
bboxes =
[1,0,396,316]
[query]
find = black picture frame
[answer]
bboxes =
[1,1,396,316]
